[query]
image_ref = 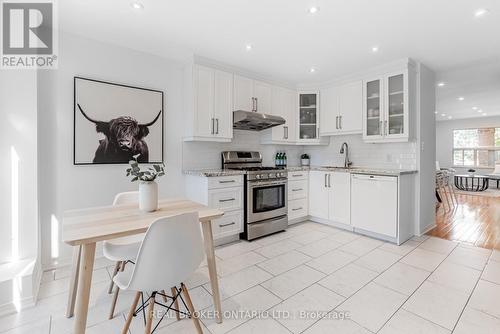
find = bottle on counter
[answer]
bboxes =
[283,152,287,167]
[275,152,280,167]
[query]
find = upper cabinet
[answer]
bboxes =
[363,69,410,142]
[320,81,362,136]
[233,75,272,114]
[261,86,297,144]
[296,92,329,145]
[184,64,233,142]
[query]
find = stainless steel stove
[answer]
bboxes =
[222,151,288,240]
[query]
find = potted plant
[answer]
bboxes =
[301,153,310,166]
[126,154,165,212]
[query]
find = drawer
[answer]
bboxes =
[212,210,243,239]
[208,187,243,211]
[208,175,243,189]
[288,198,308,220]
[288,171,308,181]
[288,179,308,200]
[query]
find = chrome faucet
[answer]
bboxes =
[340,142,352,168]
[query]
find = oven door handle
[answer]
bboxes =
[248,180,287,187]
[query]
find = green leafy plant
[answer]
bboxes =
[126,154,165,182]
[301,153,310,159]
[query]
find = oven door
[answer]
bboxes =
[247,179,288,223]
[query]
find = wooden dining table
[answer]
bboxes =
[62,198,224,334]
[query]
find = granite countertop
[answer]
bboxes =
[184,166,417,177]
[287,166,418,176]
[183,169,246,177]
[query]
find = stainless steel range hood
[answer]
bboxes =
[233,110,285,131]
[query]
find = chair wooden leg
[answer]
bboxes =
[160,290,168,303]
[144,293,156,334]
[108,261,121,294]
[171,287,181,321]
[109,261,126,319]
[181,283,202,334]
[122,291,141,334]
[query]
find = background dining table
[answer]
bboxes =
[62,198,224,334]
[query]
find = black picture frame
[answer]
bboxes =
[73,76,164,165]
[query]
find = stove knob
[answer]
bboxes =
[255,174,261,179]
[269,173,275,178]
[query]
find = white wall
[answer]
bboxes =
[436,115,500,173]
[0,70,40,310]
[38,33,188,267]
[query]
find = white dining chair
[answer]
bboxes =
[105,191,144,319]
[116,212,204,334]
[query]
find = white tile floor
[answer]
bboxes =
[2,221,500,334]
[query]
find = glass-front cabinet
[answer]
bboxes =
[298,92,319,141]
[363,70,409,142]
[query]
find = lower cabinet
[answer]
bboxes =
[287,171,308,223]
[309,171,351,226]
[185,175,244,240]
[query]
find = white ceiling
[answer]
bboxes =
[60,0,500,118]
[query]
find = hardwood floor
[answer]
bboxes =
[428,192,500,250]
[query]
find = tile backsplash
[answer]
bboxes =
[304,134,417,170]
[182,130,304,169]
[182,131,417,171]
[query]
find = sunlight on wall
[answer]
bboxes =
[51,214,59,260]
[11,146,19,262]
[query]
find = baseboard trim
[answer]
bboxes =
[419,222,436,236]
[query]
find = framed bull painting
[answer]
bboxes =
[74,77,164,165]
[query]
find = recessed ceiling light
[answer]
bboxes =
[437,82,445,87]
[308,6,319,14]
[472,106,478,110]
[441,113,446,117]
[474,8,490,18]
[371,46,379,53]
[434,111,438,114]
[477,109,483,113]
[130,2,144,9]
[245,44,252,51]
[309,67,316,73]
[458,97,465,101]
[483,112,488,116]
[448,116,453,120]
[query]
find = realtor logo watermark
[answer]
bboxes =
[1,0,58,69]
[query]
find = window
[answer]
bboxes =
[453,128,500,167]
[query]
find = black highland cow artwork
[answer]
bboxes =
[74,77,164,165]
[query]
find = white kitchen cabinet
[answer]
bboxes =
[328,172,351,225]
[297,92,330,145]
[363,69,410,143]
[309,171,350,225]
[185,174,244,242]
[288,170,309,223]
[233,75,272,114]
[261,86,297,144]
[308,171,330,220]
[320,81,362,136]
[351,174,397,238]
[184,64,233,142]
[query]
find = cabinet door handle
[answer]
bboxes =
[339,115,342,129]
[255,97,258,112]
[292,174,303,177]
[219,180,236,184]
[283,126,286,139]
[219,222,236,228]
[384,120,387,136]
[211,118,215,134]
[285,126,288,139]
[292,207,303,211]
[219,198,236,203]
[336,116,339,129]
[292,188,303,192]
[379,120,383,135]
[328,174,331,188]
[216,118,219,134]
[324,174,328,187]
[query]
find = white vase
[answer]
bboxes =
[301,159,310,166]
[139,181,158,212]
